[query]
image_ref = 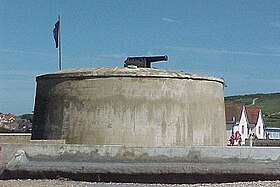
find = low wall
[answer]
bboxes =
[0,133,65,144]
[0,133,31,143]
[1,143,280,177]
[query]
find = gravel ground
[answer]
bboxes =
[0,180,280,187]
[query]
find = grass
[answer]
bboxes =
[225,93,280,128]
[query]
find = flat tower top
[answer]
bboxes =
[36,67,225,85]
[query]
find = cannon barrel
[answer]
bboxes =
[124,55,168,68]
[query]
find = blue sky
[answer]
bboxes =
[1,0,280,115]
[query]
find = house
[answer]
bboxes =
[246,106,264,139]
[225,104,264,145]
[0,113,15,124]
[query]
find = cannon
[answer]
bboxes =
[124,55,168,68]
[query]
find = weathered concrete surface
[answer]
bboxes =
[1,144,280,176]
[32,67,226,146]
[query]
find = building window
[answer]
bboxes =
[242,125,244,134]
[259,126,261,134]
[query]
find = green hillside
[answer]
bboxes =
[225,93,280,128]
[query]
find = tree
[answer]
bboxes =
[19,114,33,123]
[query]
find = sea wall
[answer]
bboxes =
[2,144,280,176]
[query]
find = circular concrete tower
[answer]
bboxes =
[32,67,226,146]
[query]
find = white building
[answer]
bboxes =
[225,104,264,145]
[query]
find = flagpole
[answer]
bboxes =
[58,15,62,70]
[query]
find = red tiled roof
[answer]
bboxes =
[246,106,260,125]
[225,104,243,122]
[3,115,14,121]
[0,113,15,121]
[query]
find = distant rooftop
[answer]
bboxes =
[264,127,280,131]
[225,104,261,125]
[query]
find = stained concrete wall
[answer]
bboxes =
[32,68,226,146]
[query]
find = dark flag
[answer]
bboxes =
[53,20,60,48]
